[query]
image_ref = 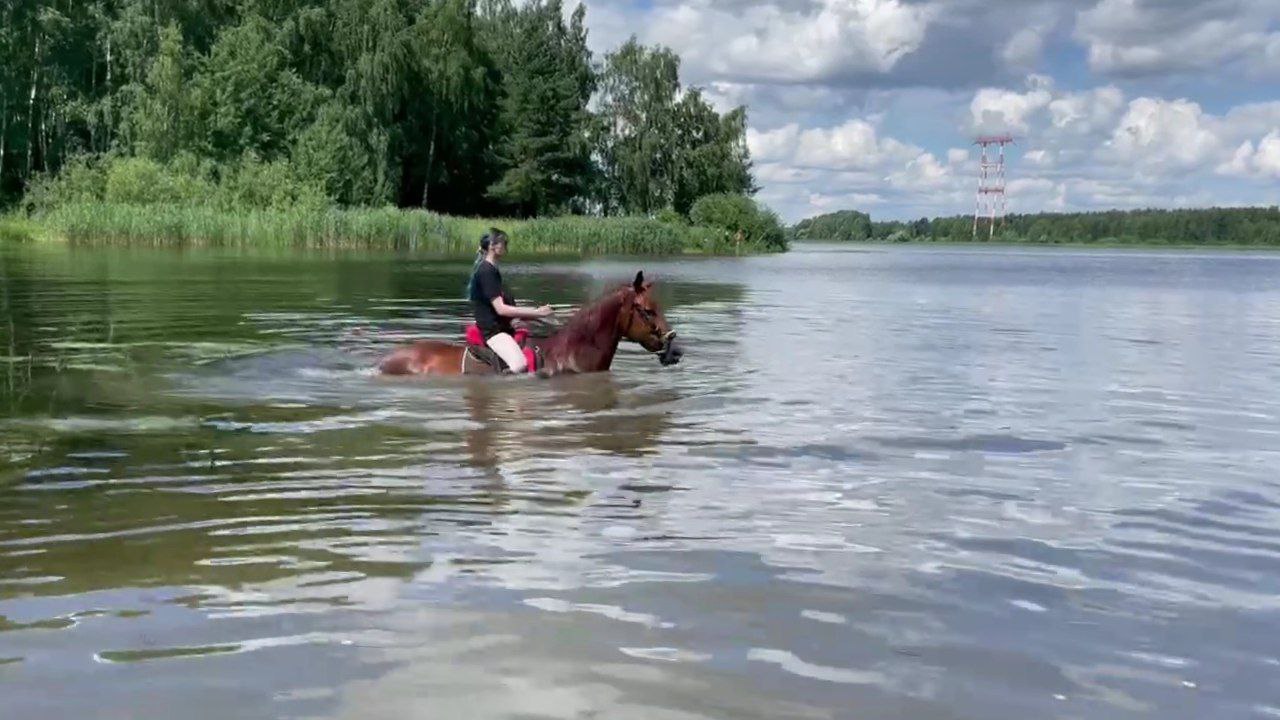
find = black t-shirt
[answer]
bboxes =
[470,260,515,338]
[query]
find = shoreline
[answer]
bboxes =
[793,239,1280,252]
[1,206,780,257]
[11,215,1278,256]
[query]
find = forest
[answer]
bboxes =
[791,207,1280,246]
[0,0,781,250]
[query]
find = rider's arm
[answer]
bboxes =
[491,295,549,319]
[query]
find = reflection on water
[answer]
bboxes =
[4,243,1280,719]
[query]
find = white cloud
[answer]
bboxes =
[805,190,888,210]
[579,0,1280,87]
[748,119,922,171]
[968,78,1128,146]
[1219,102,1280,140]
[1108,98,1222,170]
[969,81,1053,135]
[1001,25,1049,70]
[747,125,802,165]
[746,115,970,221]
[1074,0,1280,76]
[1221,131,1280,178]
[748,76,1280,221]
[1266,34,1280,72]
[1252,133,1280,176]
[1007,177,1057,195]
[754,162,816,185]
[642,0,935,84]
[1047,86,1125,136]
[889,152,950,190]
[1222,141,1259,178]
[1023,149,1053,167]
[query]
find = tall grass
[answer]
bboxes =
[0,215,40,243]
[33,202,753,255]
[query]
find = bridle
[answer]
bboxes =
[624,296,677,354]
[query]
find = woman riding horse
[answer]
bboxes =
[466,228,553,373]
[377,268,683,378]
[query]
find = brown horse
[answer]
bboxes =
[377,271,683,377]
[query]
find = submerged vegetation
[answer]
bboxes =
[0,0,785,253]
[792,208,1280,246]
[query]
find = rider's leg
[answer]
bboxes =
[485,332,527,373]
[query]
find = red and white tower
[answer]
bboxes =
[973,134,1014,240]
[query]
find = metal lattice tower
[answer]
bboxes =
[973,134,1014,241]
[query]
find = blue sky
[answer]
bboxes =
[573,0,1280,222]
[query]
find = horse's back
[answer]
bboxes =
[378,340,462,375]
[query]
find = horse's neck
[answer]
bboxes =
[543,292,624,373]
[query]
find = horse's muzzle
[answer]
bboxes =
[658,332,682,366]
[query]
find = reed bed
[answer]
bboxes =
[32,203,752,256]
[0,216,40,243]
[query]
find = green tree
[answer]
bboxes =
[790,210,872,242]
[127,23,199,162]
[197,13,323,162]
[483,0,596,216]
[291,99,393,206]
[408,0,495,212]
[0,0,765,223]
[594,37,754,217]
[671,89,754,215]
[800,206,1280,246]
[594,38,681,215]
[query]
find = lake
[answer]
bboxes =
[3,242,1280,719]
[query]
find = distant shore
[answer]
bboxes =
[792,238,1280,251]
[789,207,1280,248]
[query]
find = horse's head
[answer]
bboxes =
[621,271,683,366]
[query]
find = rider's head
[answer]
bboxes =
[480,228,509,260]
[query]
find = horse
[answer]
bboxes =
[376,271,683,377]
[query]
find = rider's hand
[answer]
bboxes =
[537,305,554,318]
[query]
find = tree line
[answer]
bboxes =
[0,0,756,218]
[791,207,1280,246]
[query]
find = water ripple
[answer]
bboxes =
[3,245,1280,718]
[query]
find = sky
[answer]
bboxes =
[570,0,1280,222]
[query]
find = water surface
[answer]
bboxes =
[3,243,1280,719]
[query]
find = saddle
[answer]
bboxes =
[463,325,540,374]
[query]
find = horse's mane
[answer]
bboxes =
[539,284,631,357]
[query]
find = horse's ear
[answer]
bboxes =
[633,271,645,293]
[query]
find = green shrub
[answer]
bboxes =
[689,192,787,251]
[654,207,687,226]
[217,154,330,211]
[28,152,330,212]
[104,156,218,205]
[23,154,109,212]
